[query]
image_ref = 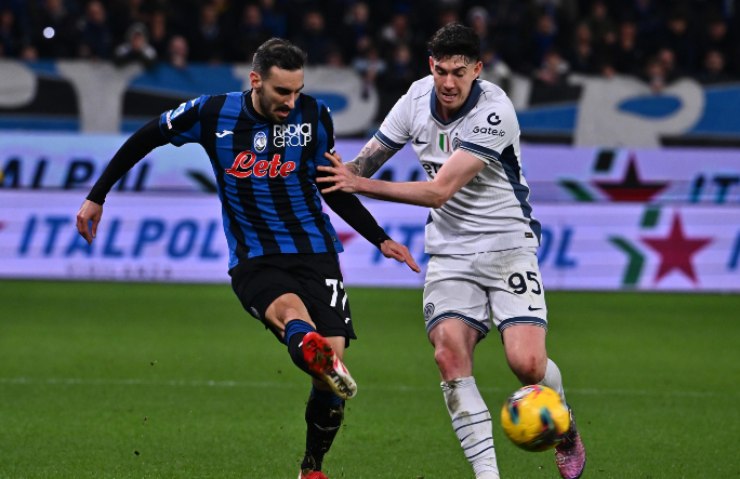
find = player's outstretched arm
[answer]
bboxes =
[319,171,420,273]
[318,149,485,208]
[75,118,168,244]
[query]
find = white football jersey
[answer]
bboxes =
[375,76,541,254]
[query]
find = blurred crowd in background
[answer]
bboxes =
[1,0,738,102]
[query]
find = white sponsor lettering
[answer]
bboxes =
[273,123,312,147]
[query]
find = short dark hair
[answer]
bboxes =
[252,38,307,77]
[427,23,481,62]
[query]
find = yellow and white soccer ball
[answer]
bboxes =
[500,385,571,452]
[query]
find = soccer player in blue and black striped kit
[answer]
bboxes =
[76,38,419,479]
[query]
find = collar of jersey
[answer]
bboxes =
[429,79,483,125]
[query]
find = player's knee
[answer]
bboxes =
[434,344,470,378]
[510,354,546,384]
[433,346,451,370]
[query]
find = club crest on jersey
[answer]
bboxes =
[273,123,312,147]
[253,131,268,152]
[225,151,296,178]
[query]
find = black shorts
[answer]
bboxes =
[229,253,356,345]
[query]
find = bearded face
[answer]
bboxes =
[250,66,304,123]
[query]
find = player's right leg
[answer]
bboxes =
[424,255,500,479]
[257,293,356,400]
[300,332,356,399]
[229,256,356,398]
[430,319,499,479]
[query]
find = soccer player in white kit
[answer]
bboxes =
[317,23,586,479]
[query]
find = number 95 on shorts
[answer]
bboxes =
[422,247,547,335]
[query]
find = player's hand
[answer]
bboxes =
[76,199,103,245]
[317,151,361,194]
[379,239,421,273]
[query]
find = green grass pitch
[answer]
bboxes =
[1,280,738,478]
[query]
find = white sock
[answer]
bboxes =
[441,377,499,479]
[538,358,567,404]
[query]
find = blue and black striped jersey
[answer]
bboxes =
[159,91,343,269]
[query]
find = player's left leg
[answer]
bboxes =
[492,246,585,479]
[502,326,585,479]
[299,337,347,478]
[554,406,586,479]
[501,324,549,388]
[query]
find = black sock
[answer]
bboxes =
[301,387,345,472]
[285,320,315,376]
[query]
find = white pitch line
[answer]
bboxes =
[0,377,730,398]
[0,376,297,389]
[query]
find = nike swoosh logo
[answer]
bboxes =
[412,137,428,145]
[528,305,543,311]
[216,130,234,138]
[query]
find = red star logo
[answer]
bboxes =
[593,154,668,202]
[641,214,712,284]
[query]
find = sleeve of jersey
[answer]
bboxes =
[159,95,207,146]
[373,91,412,151]
[319,177,390,248]
[86,118,168,205]
[316,103,335,161]
[457,101,520,164]
[315,103,390,247]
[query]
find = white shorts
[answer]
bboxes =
[422,247,548,337]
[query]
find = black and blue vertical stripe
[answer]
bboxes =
[159,91,342,269]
